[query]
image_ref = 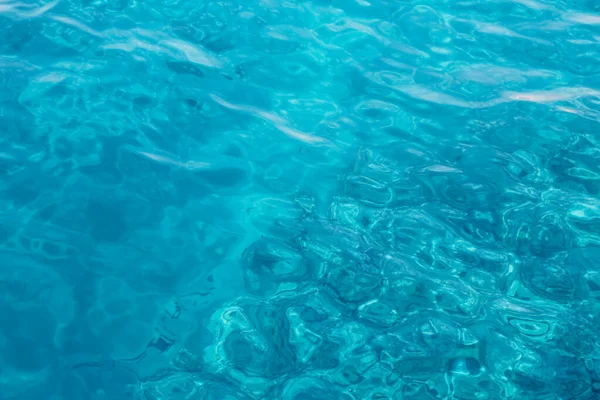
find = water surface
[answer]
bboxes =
[1,0,600,399]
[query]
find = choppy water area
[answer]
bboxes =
[2,0,600,398]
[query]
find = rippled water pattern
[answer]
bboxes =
[2,0,600,399]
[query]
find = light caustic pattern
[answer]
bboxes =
[1,0,600,399]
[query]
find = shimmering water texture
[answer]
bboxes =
[2,0,600,399]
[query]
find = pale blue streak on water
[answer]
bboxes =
[1,0,600,399]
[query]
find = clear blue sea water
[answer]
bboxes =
[1,0,600,399]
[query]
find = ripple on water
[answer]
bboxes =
[1,0,600,398]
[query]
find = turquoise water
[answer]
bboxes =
[1,0,600,398]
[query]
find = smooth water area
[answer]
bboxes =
[1,0,600,399]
